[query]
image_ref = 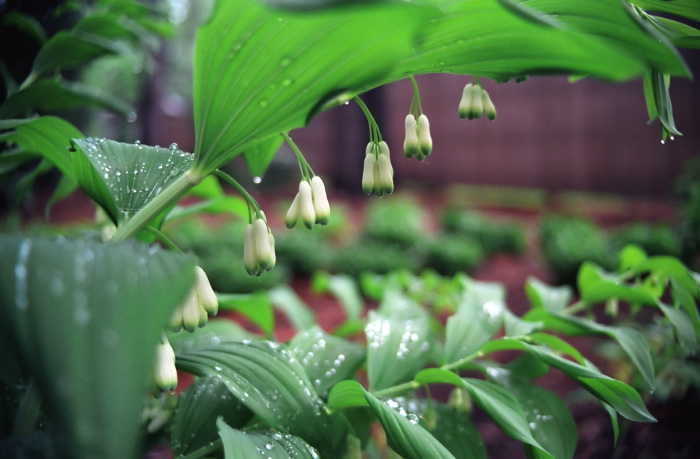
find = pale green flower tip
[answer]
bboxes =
[299,180,316,229]
[243,224,260,276]
[285,193,301,229]
[154,336,177,392]
[481,88,496,121]
[458,83,473,119]
[361,154,376,195]
[404,114,419,158]
[194,266,218,315]
[417,114,432,155]
[310,176,330,224]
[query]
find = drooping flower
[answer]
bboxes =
[416,114,432,159]
[363,141,394,196]
[362,153,376,195]
[298,180,316,229]
[403,114,419,158]
[243,215,276,276]
[153,333,177,392]
[169,265,219,332]
[481,88,497,121]
[310,176,330,225]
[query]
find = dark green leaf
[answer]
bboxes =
[175,340,339,454]
[423,400,487,459]
[364,391,455,459]
[0,236,195,459]
[169,318,258,353]
[218,292,274,337]
[461,378,548,456]
[0,12,47,44]
[658,302,697,354]
[217,419,320,459]
[70,138,194,224]
[289,325,365,395]
[643,69,682,138]
[171,376,253,456]
[4,116,82,178]
[32,29,123,77]
[631,0,700,23]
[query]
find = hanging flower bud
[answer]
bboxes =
[243,223,259,276]
[362,153,376,195]
[253,217,273,269]
[378,141,393,177]
[310,176,330,225]
[416,114,432,158]
[375,142,394,196]
[153,334,177,392]
[194,266,218,316]
[481,88,497,121]
[297,180,316,229]
[458,83,474,119]
[285,193,301,229]
[403,114,419,158]
[267,231,276,270]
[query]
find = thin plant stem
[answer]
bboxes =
[281,132,313,178]
[353,96,381,144]
[213,169,262,221]
[409,76,422,116]
[146,227,184,254]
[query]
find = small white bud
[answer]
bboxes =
[458,83,474,119]
[298,180,316,229]
[181,289,205,332]
[310,176,330,225]
[362,154,376,195]
[469,87,484,120]
[153,335,177,392]
[376,154,394,195]
[285,193,301,229]
[378,141,393,177]
[195,266,218,316]
[403,114,419,158]
[243,223,259,276]
[417,114,432,157]
[266,231,276,271]
[253,217,273,269]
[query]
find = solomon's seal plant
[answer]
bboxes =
[0,0,699,458]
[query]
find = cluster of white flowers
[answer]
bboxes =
[361,141,394,196]
[168,266,218,332]
[459,83,496,120]
[285,176,330,229]
[243,214,276,276]
[403,113,433,161]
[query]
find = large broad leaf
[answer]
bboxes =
[191,0,434,173]
[289,325,365,396]
[487,368,577,459]
[366,289,432,390]
[444,287,505,364]
[396,0,687,81]
[217,418,320,459]
[70,138,195,224]
[480,339,655,423]
[171,376,253,457]
[0,235,195,459]
[175,340,341,455]
[3,116,82,179]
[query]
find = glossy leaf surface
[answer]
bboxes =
[217,419,320,459]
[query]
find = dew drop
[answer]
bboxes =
[265,442,275,451]
[169,143,179,151]
[14,239,32,311]
[126,111,137,123]
[259,100,269,108]
[661,139,666,144]
[280,58,291,67]
[134,140,141,145]
[281,79,292,87]
[529,422,537,430]
[253,176,262,184]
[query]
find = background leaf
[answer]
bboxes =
[268,285,316,332]
[0,235,195,459]
[218,292,274,338]
[311,272,364,321]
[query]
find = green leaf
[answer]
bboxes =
[444,288,504,364]
[0,79,133,119]
[70,138,195,224]
[169,318,258,352]
[658,302,697,354]
[423,400,488,459]
[3,116,82,179]
[192,0,433,173]
[487,369,577,459]
[217,419,320,459]
[0,235,195,459]
[364,391,455,459]
[461,378,548,456]
[327,380,369,411]
[618,244,648,272]
[525,277,572,312]
[0,11,47,44]
[643,69,682,138]
[634,256,699,297]
[218,292,274,337]
[577,262,657,305]
[311,272,364,320]
[631,0,700,23]
[268,284,316,331]
[175,340,339,454]
[165,195,249,223]
[289,325,365,395]
[171,376,253,457]
[644,15,700,49]
[31,29,123,77]
[366,289,432,390]
[414,368,464,387]
[243,134,285,178]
